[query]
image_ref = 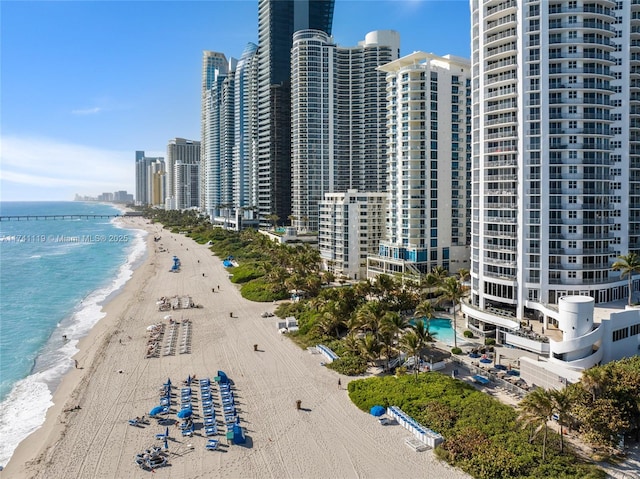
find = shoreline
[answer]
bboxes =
[2,216,155,475]
[3,219,470,479]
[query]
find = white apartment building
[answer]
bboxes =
[318,190,387,280]
[367,52,471,280]
[167,138,200,210]
[200,51,229,216]
[463,0,640,374]
[290,29,399,232]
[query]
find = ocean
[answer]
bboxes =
[0,201,147,468]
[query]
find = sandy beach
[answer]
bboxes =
[3,217,470,479]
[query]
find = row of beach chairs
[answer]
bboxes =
[163,321,179,356]
[179,320,192,354]
[200,378,219,445]
[145,324,165,358]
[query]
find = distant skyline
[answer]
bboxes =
[0,0,470,201]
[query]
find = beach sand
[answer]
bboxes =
[3,218,470,479]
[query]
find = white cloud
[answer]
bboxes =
[0,135,134,199]
[71,107,103,115]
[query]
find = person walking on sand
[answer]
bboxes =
[338,378,341,389]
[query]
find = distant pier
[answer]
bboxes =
[0,214,124,221]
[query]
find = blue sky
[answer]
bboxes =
[0,0,470,201]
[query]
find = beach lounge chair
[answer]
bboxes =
[205,425,218,436]
[128,418,140,427]
[182,426,194,437]
[204,416,215,427]
[206,439,219,451]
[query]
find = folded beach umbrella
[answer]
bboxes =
[164,436,169,450]
[370,405,386,417]
[150,406,165,416]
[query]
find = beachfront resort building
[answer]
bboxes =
[367,52,472,280]
[318,190,387,280]
[256,0,335,227]
[135,151,165,207]
[461,0,640,384]
[290,29,400,233]
[166,138,200,210]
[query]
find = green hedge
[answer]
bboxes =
[348,374,604,479]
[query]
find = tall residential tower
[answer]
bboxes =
[368,52,472,278]
[291,29,400,232]
[256,0,335,226]
[464,0,640,342]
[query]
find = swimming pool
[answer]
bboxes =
[413,317,456,346]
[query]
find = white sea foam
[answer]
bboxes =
[0,225,147,468]
[0,370,55,467]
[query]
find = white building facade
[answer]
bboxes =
[290,29,399,232]
[368,52,471,279]
[464,0,640,344]
[167,138,200,210]
[318,190,387,280]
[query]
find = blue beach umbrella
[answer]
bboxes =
[370,405,386,417]
[150,406,165,416]
[164,436,169,450]
[177,408,192,419]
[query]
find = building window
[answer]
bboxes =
[613,327,629,342]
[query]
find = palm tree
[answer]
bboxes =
[353,301,386,339]
[436,276,467,349]
[612,252,640,306]
[414,300,435,330]
[457,268,470,283]
[550,388,573,454]
[519,388,555,462]
[266,213,280,231]
[359,333,382,367]
[411,318,435,344]
[288,214,297,228]
[382,311,409,350]
[400,330,423,380]
[581,366,608,402]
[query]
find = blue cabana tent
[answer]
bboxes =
[232,423,246,444]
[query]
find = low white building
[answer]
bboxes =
[515,297,640,390]
[318,190,387,280]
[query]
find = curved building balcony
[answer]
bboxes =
[462,301,520,331]
[485,29,517,48]
[548,346,603,371]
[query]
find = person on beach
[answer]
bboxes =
[338,378,341,389]
[74,360,78,369]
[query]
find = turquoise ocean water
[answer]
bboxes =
[0,201,147,467]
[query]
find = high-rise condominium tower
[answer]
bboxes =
[135,151,164,206]
[463,0,640,341]
[367,52,471,279]
[291,30,400,232]
[256,0,335,226]
[201,51,229,214]
[167,138,200,210]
